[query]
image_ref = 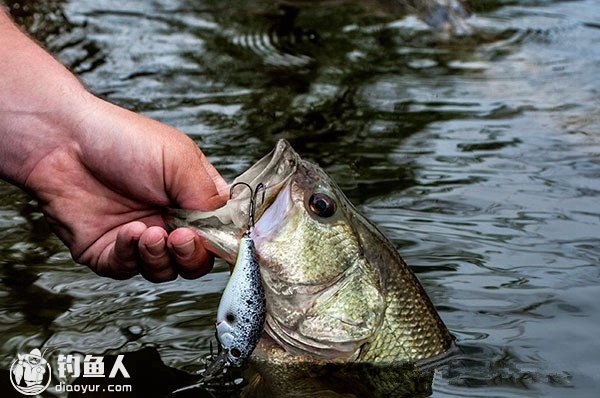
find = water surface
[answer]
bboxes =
[1,0,599,396]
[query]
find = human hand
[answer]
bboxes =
[23,95,229,282]
[0,11,229,281]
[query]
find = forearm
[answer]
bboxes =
[0,9,228,281]
[0,10,91,188]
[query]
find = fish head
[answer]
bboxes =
[167,139,451,364]
[249,153,387,361]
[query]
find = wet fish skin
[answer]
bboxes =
[168,139,452,365]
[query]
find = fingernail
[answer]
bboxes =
[146,238,165,256]
[173,239,195,257]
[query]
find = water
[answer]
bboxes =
[1,0,599,396]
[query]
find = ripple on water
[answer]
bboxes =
[1,0,600,396]
[30,265,231,369]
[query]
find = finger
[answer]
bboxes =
[199,154,230,202]
[138,226,177,283]
[106,221,147,279]
[167,228,214,279]
[167,142,229,210]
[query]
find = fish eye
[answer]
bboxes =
[308,193,336,218]
[226,313,235,323]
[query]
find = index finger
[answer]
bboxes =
[167,227,214,279]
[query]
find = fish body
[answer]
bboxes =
[168,139,452,367]
[215,231,266,367]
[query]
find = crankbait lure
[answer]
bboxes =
[215,230,265,366]
[210,182,267,369]
[171,183,267,395]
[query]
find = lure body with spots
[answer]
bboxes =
[216,231,266,367]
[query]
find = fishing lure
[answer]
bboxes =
[211,182,267,368]
[171,184,267,395]
[215,230,265,366]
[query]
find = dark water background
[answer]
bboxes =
[1,0,599,396]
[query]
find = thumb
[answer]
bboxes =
[165,137,229,211]
[200,153,230,201]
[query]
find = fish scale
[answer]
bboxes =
[168,139,452,366]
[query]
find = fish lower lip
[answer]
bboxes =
[264,316,361,361]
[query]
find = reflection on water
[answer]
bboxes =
[1,0,599,396]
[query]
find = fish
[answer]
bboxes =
[167,139,453,395]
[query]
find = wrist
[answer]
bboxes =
[0,11,95,189]
[0,82,94,190]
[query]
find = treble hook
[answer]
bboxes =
[229,182,266,229]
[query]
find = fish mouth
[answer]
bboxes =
[231,141,365,360]
[166,139,300,262]
[263,315,364,361]
[233,139,300,222]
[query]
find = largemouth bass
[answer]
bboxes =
[169,139,452,362]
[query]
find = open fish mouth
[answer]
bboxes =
[234,140,301,224]
[167,140,300,263]
[168,139,452,365]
